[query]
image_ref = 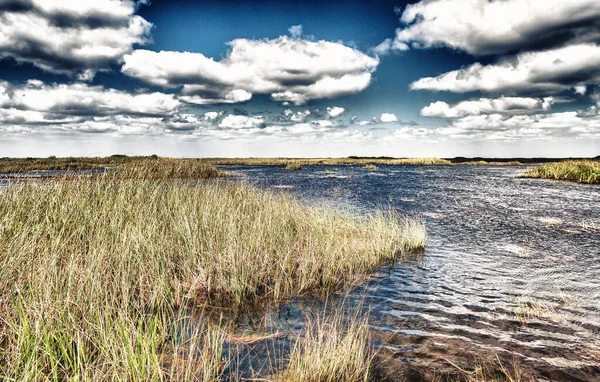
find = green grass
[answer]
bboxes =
[521,160,600,184]
[0,174,425,380]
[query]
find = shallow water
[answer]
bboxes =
[222,164,600,380]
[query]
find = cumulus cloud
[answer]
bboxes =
[0,81,180,117]
[574,85,588,95]
[420,97,555,118]
[379,113,398,123]
[435,112,600,140]
[371,38,408,56]
[410,44,600,94]
[288,24,303,39]
[326,106,345,118]
[0,0,152,79]
[179,89,252,105]
[218,114,266,129]
[284,109,311,123]
[122,35,379,105]
[392,0,600,55]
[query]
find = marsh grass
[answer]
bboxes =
[363,164,377,170]
[521,160,600,184]
[0,175,425,380]
[115,158,229,179]
[0,155,149,173]
[285,162,303,170]
[273,312,372,382]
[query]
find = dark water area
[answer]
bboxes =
[220,164,600,380]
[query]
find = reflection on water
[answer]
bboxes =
[222,164,600,380]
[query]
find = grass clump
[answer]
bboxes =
[0,176,424,380]
[285,162,303,170]
[521,160,600,184]
[274,313,372,382]
[363,164,377,170]
[115,158,229,179]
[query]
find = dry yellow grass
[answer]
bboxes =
[0,173,425,380]
[274,313,372,382]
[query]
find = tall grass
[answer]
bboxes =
[274,312,372,382]
[521,160,600,184]
[116,158,229,179]
[0,175,425,380]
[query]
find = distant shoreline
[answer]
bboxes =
[2,155,599,174]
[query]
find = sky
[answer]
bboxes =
[0,0,599,158]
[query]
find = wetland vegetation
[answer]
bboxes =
[0,160,425,381]
[521,160,600,184]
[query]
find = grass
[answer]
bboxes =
[363,164,377,170]
[274,312,372,382]
[0,155,149,173]
[444,356,526,382]
[0,157,230,179]
[285,162,303,170]
[0,170,425,380]
[521,160,600,184]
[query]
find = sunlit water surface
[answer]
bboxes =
[221,164,600,380]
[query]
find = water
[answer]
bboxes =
[221,164,600,380]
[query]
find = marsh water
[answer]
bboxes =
[222,164,600,380]
[3,164,598,379]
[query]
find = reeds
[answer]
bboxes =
[0,174,425,380]
[274,312,372,382]
[521,160,600,184]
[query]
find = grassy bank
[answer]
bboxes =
[0,172,424,380]
[521,160,600,184]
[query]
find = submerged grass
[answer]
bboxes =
[0,173,425,380]
[521,160,600,184]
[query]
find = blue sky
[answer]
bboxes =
[0,0,599,157]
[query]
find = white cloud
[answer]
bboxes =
[284,109,311,123]
[122,36,379,105]
[436,111,600,141]
[574,85,588,95]
[380,113,398,123]
[0,81,180,117]
[179,89,252,105]
[392,0,600,55]
[0,0,151,78]
[326,106,345,118]
[218,115,265,129]
[310,120,336,128]
[411,44,600,94]
[371,38,409,56]
[288,24,303,39]
[420,97,554,118]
